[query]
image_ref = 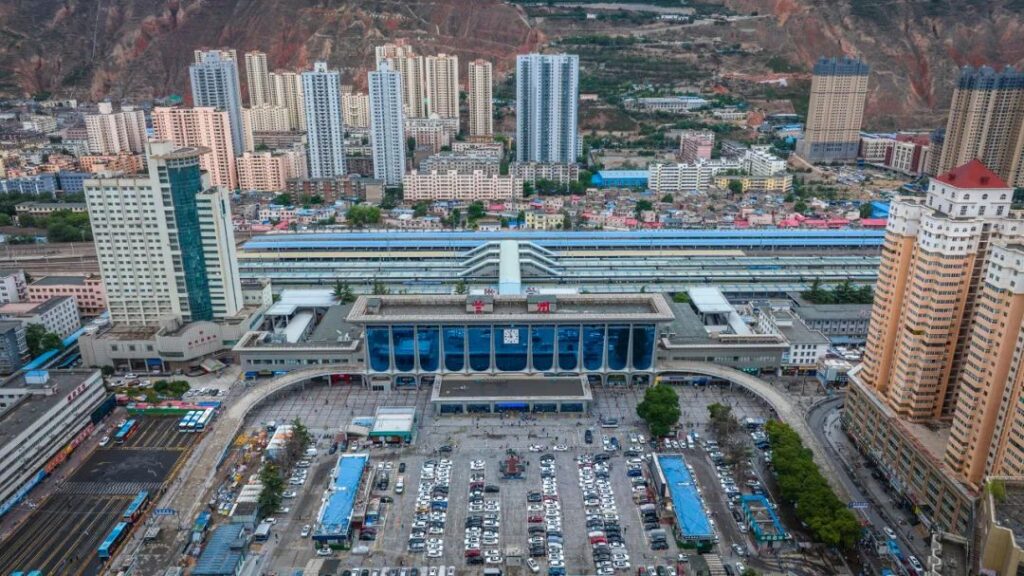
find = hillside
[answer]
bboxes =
[3,0,1024,128]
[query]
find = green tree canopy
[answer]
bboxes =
[636,384,681,437]
[333,281,355,304]
[25,323,63,357]
[346,205,381,227]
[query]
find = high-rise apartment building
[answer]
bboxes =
[376,42,426,118]
[302,62,347,179]
[843,160,1024,534]
[152,107,238,190]
[403,170,523,202]
[84,141,242,325]
[242,104,293,152]
[244,51,272,107]
[190,50,246,156]
[796,56,869,164]
[424,53,459,120]
[678,130,715,163]
[936,66,1024,186]
[467,59,494,138]
[237,146,308,192]
[369,62,407,186]
[859,160,1019,422]
[342,91,370,129]
[269,71,306,131]
[85,102,148,155]
[516,53,580,164]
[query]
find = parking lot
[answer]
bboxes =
[261,382,785,575]
[0,416,197,576]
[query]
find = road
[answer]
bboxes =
[806,395,929,563]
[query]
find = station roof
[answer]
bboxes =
[277,288,335,308]
[371,406,416,435]
[687,287,734,314]
[348,294,675,325]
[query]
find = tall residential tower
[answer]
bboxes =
[244,51,272,106]
[302,62,347,179]
[936,66,1024,186]
[424,53,460,121]
[190,50,246,156]
[515,53,579,164]
[796,56,869,163]
[467,59,494,138]
[369,62,407,186]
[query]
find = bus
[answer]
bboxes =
[186,412,201,432]
[98,521,129,559]
[195,409,214,432]
[178,411,198,432]
[122,490,150,523]
[114,419,138,443]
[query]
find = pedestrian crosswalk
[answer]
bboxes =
[57,481,163,495]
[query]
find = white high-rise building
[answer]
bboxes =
[84,102,148,155]
[302,62,347,179]
[369,62,407,186]
[269,71,306,131]
[190,50,245,156]
[84,141,242,326]
[425,53,459,121]
[245,51,272,107]
[467,60,494,138]
[516,53,580,164]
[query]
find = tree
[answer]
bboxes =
[660,194,673,203]
[859,203,873,219]
[413,201,430,218]
[454,280,467,295]
[346,205,381,227]
[273,193,292,205]
[333,281,355,304]
[634,199,653,216]
[467,201,486,221]
[672,292,691,304]
[101,365,116,377]
[793,200,808,214]
[522,182,535,197]
[25,324,63,357]
[258,462,285,515]
[727,180,744,196]
[446,208,462,229]
[636,384,681,437]
[372,281,390,295]
[0,213,11,226]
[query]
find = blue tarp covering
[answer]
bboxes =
[658,455,714,540]
[315,454,368,540]
[193,523,247,575]
[870,201,890,218]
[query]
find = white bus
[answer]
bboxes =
[195,409,214,432]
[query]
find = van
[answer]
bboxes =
[395,477,405,494]
[483,569,503,576]
[305,448,318,457]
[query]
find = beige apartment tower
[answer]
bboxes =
[269,71,306,131]
[936,66,1024,187]
[796,56,869,164]
[859,160,1020,422]
[424,53,460,120]
[342,91,371,129]
[376,41,426,118]
[467,60,494,138]
[152,107,238,191]
[245,51,272,106]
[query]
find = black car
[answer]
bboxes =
[527,492,543,502]
[467,556,484,565]
[484,485,500,493]
[585,429,594,443]
[411,569,420,576]
[398,462,406,473]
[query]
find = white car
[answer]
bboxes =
[471,460,486,471]
[99,436,110,447]
[301,524,311,537]
[553,445,568,452]
[527,558,540,573]
[528,444,545,452]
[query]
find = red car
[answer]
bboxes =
[590,536,608,545]
[465,549,481,558]
[528,515,544,523]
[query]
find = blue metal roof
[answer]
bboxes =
[316,454,368,538]
[243,229,885,251]
[658,455,714,540]
[595,170,650,178]
[193,523,247,575]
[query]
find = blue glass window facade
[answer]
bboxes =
[557,326,580,371]
[531,326,555,372]
[632,324,655,370]
[417,326,440,372]
[494,326,528,371]
[165,160,213,321]
[366,322,658,374]
[367,327,390,372]
[392,326,415,372]
[606,325,631,370]
[443,327,465,371]
[468,327,492,371]
[582,325,605,370]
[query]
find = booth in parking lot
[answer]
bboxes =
[430,374,592,415]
